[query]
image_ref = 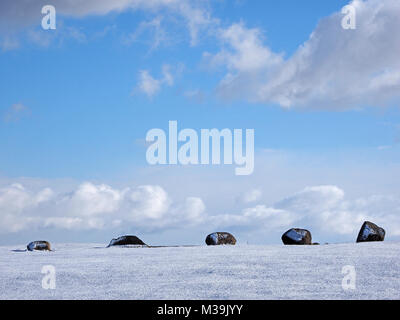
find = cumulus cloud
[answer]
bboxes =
[2,0,398,110]
[208,0,400,110]
[206,22,282,73]
[211,185,400,238]
[1,181,400,240]
[0,182,205,233]
[136,64,177,97]
[275,186,345,213]
[0,184,53,232]
[126,185,170,220]
[173,197,206,226]
[136,70,162,97]
[61,183,125,217]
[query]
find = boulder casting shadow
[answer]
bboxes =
[356,221,385,243]
[27,240,52,251]
[282,228,312,245]
[107,235,147,247]
[205,232,237,245]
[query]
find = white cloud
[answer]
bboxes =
[3,103,30,122]
[0,182,204,233]
[206,22,282,73]
[173,197,206,225]
[44,217,104,230]
[275,185,345,213]
[61,182,125,217]
[162,64,174,86]
[1,181,400,240]
[3,0,398,110]
[183,89,205,103]
[1,36,19,51]
[137,70,161,97]
[0,184,53,232]
[240,188,262,203]
[126,185,170,220]
[124,16,169,50]
[136,64,177,97]
[378,145,392,150]
[0,184,36,214]
[209,185,400,238]
[243,205,296,229]
[208,0,400,110]
[27,24,86,47]
[0,0,216,48]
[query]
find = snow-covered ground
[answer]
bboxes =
[1,242,399,299]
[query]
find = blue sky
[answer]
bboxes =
[1,0,400,246]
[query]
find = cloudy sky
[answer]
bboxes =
[1,0,400,246]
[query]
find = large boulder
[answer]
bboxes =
[205,232,236,246]
[107,235,147,247]
[27,240,51,251]
[282,228,312,245]
[356,221,385,243]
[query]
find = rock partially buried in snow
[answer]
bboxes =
[27,240,51,251]
[282,228,312,245]
[356,221,385,243]
[107,235,147,247]
[205,232,237,245]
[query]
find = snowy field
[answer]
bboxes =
[1,242,400,300]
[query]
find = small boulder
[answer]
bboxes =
[107,235,146,247]
[356,221,385,243]
[205,232,236,246]
[282,228,312,245]
[27,240,51,251]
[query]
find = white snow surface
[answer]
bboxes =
[1,242,400,300]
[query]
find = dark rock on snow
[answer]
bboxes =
[205,232,237,245]
[27,240,51,251]
[107,235,147,247]
[282,228,312,245]
[356,221,385,243]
